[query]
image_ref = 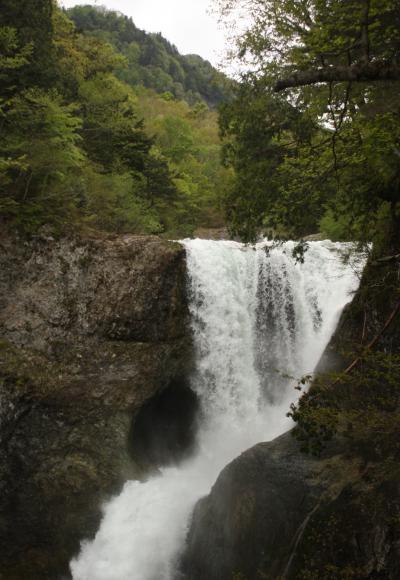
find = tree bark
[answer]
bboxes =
[274,62,400,92]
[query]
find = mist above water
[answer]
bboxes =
[70,239,364,580]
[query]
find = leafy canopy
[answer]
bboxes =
[0,1,232,237]
[216,0,400,242]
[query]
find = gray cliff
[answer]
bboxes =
[0,232,192,579]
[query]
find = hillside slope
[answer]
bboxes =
[66,4,233,108]
[1,1,231,238]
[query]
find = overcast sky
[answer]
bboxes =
[59,0,229,67]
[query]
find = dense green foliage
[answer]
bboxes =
[66,5,233,108]
[0,1,231,236]
[216,0,400,466]
[217,0,400,242]
[0,0,55,89]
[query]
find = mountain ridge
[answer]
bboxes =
[66,4,233,108]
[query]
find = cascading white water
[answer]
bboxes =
[70,239,365,580]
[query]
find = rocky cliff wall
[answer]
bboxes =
[0,232,192,579]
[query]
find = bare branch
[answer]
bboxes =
[371,253,400,266]
[274,61,400,92]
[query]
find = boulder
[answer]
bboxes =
[182,432,323,580]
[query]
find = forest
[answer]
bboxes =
[217,0,400,245]
[2,1,399,248]
[0,1,233,238]
[66,4,232,108]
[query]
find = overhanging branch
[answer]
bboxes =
[274,62,400,92]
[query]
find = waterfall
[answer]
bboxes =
[70,239,364,580]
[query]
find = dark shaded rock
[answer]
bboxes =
[182,428,400,580]
[182,432,324,580]
[291,465,400,579]
[0,233,192,579]
[129,377,199,470]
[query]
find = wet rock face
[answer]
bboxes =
[0,233,192,579]
[291,473,400,579]
[182,432,400,580]
[181,432,323,580]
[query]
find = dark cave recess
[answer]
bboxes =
[129,378,200,470]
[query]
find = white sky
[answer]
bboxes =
[59,0,229,67]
